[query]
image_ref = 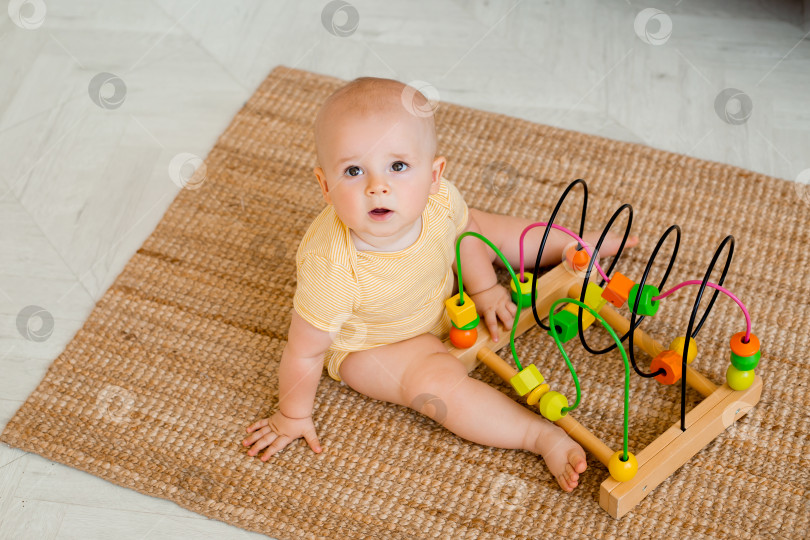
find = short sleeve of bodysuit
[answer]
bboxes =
[444,178,469,235]
[293,252,358,333]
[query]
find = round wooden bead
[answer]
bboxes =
[608,451,638,482]
[538,391,569,421]
[566,246,590,272]
[726,365,755,391]
[449,325,477,349]
[729,331,759,357]
[526,383,550,406]
[669,336,697,365]
[730,350,760,371]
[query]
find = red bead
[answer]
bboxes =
[449,325,477,348]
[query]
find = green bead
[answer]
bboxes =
[726,365,755,391]
[628,284,661,316]
[730,350,760,371]
[547,309,578,343]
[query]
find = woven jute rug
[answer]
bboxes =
[3,67,808,539]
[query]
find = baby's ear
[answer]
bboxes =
[314,167,332,204]
[430,156,446,194]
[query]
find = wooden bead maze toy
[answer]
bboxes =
[443,179,763,519]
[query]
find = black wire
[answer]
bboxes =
[575,203,640,355]
[627,224,681,379]
[678,235,735,431]
[530,179,588,331]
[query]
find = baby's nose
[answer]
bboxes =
[365,175,389,195]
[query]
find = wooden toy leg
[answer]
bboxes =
[599,375,762,518]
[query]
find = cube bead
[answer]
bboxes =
[564,303,596,329]
[601,272,635,308]
[670,336,697,365]
[538,391,569,421]
[510,276,534,307]
[547,309,578,343]
[628,283,661,317]
[509,364,544,396]
[445,293,478,328]
[650,350,683,385]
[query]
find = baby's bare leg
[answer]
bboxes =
[339,334,586,491]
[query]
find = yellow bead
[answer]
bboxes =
[563,283,606,331]
[444,293,478,328]
[582,282,607,313]
[538,391,569,421]
[608,451,638,482]
[726,365,756,391]
[509,364,544,396]
[526,383,550,406]
[564,302,596,329]
[670,336,697,365]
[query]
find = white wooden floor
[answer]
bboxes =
[1,0,809,538]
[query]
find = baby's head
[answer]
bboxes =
[313,77,446,250]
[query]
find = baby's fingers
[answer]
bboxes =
[261,435,292,461]
[484,310,500,342]
[498,304,515,331]
[245,418,269,434]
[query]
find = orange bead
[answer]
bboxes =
[601,272,635,308]
[449,325,477,349]
[566,245,590,272]
[650,350,682,385]
[729,331,759,357]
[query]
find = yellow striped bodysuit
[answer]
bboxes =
[293,177,469,381]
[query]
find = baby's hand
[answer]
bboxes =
[243,411,322,461]
[581,232,639,259]
[469,284,517,343]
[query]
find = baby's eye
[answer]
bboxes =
[391,161,409,172]
[344,165,363,177]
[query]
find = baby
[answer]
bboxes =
[243,77,633,491]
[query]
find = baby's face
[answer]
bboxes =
[314,102,445,250]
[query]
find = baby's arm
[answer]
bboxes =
[242,309,331,460]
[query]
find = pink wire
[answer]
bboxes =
[518,222,610,282]
[653,281,752,341]
[518,223,752,341]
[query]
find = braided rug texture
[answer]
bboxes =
[2,67,808,539]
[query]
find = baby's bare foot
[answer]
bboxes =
[532,422,587,492]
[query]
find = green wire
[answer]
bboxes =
[548,298,631,461]
[454,233,631,460]
[455,231,526,371]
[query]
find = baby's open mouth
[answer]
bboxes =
[368,207,393,221]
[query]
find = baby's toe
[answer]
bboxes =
[569,448,587,474]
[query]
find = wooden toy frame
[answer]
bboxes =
[443,262,762,519]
